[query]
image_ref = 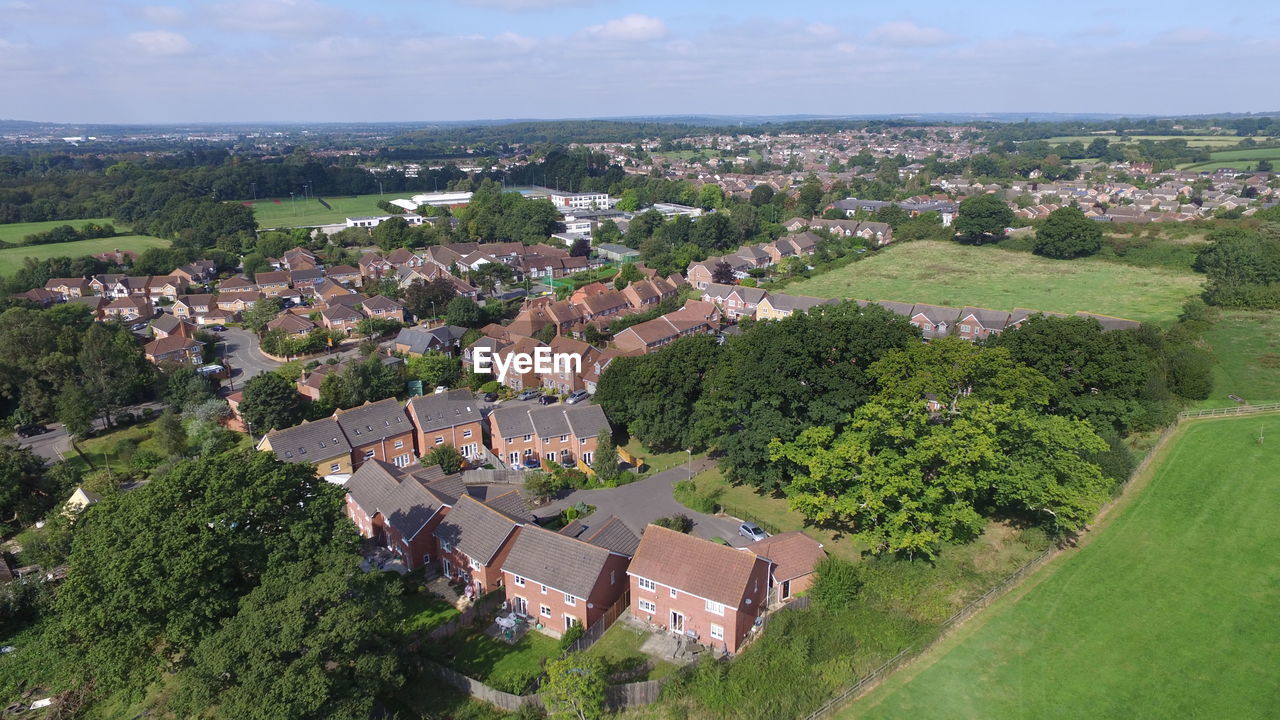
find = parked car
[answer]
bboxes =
[14,424,49,438]
[207,324,226,332]
[565,390,589,405]
[738,522,768,542]
[130,322,148,331]
[516,389,541,401]
[538,394,558,405]
[483,392,499,402]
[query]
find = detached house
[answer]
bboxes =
[44,278,90,299]
[405,389,484,462]
[103,296,152,321]
[143,336,204,366]
[628,525,772,654]
[748,531,826,606]
[361,295,405,323]
[321,303,364,333]
[393,325,468,356]
[172,294,214,319]
[435,495,526,596]
[334,397,416,469]
[344,460,464,571]
[501,522,636,637]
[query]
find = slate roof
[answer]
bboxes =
[334,397,412,444]
[435,495,522,564]
[959,306,1012,331]
[559,514,640,556]
[406,389,482,434]
[502,524,613,600]
[628,525,768,608]
[394,325,468,355]
[345,460,448,540]
[489,403,609,441]
[764,293,839,314]
[261,417,352,462]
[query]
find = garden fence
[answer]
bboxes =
[460,468,525,485]
[424,590,506,641]
[1177,402,1280,419]
[560,591,630,656]
[424,658,672,712]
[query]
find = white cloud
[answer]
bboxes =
[205,0,346,33]
[128,30,192,56]
[458,0,594,9]
[867,21,955,48]
[584,13,666,42]
[138,5,187,25]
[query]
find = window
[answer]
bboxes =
[705,600,725,616]
[394,440,404,449]
[441,541,453,553]
[669,587,677,599]
[540,605,552,618]
[469,558,482,571]
[638,599,657,614]
[960,324,972,333]
[513,575,526,587]
[363,450,375,460]
[523,434,532,442]
[540,584,548,594]
[610,570,616,585]
[394,454,411,468]
[709,623,724,640]
[580,438,587,445]
[435,437,444,445]
[638,577,656,592]
[564,594,576,606]
[583,452,592,464]
[565,615,579,630]
[462,429,473,438]
[329,463,341,472]
[560,434,567,442]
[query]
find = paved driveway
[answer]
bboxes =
[535,457,752,548]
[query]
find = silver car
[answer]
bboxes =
[739,522,768,542]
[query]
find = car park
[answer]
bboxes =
[565,390,589,404]
[739,522,768,542]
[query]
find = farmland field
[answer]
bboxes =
[1179,145,1280,171]
[0,234,169,276]
[0,217,124,245]
[243,192,404,228]
[1044,134,1242,147]
[843,414,1280,720]
[783,241,1203,325]
[1195,310,1280,409]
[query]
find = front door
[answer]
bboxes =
[442,557,452,578]
[670,611,684,634]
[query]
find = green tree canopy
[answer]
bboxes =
[423,443,465,474]
[955,194,1014,243]
[239,371,307,432]
[1033,206,1103,259]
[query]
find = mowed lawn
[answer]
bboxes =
[0,217,124,245]
[0,234,169,276]
[844,415,1280,720]
[785,241,1202,325]
[1195,310,1280,409]
[244,193,399,228]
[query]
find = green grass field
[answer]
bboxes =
[1179,146,1280,171]
[0,234,170,276]
[784,241,1203,325]
[0,217,125,245]
[243,192,402,228]
[843,415,1280,720]
[1196,310,1280,409]
[1044,134,1242,147]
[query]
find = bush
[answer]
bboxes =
[140,407,155,420]
[810,556,862,611]
[673,480,720,514]
[479,380,501,394]
[559,622,585,651]
[129,449,165,472]
[488,667,541,695]
[653,514,694,533]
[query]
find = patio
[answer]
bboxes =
[484,610,532,645]
[622,616,709,665]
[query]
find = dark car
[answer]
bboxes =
[14,424,49,438]
[538,394,558,405]
[565,390,590,405]
[207,324,226,332]
[516,389,541,401]
[482,392,499,402]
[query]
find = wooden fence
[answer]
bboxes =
[424,657,671,712]
[1178,401,1280,419]
[424,590,506,641]
[561,591,630,656]
[460,468,525,485]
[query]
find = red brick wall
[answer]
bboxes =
[350,429,416,469]
[629,558,770,654]
[416,420,484,463]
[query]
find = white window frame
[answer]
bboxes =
[638,599,656,614]
[540,605,552,619]
[709,623,724,640]
[705,599,726,616]
[540,584,548,594]
[513,575,526,587]
[564,594,576,606]
[463,429,473,438]
[638,577,656,592]
[669,587,677,599]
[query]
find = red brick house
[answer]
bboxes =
[956,307,1012,341]
[44,278,90,299]
[361,294,406,324]
[143,336,204,366]
[488,402,609,470]
[500,521,636,637]
[611,300,719,355]
[748,531,826,607]
[321,303,364,333]
[908,304,961,341]
[434,494,526,596]
[333,398,416,469]
[343,460,464,571]
[627,525,772,654]
[103,296,153,321]
[267,312,317,336]
[405,389,484,463]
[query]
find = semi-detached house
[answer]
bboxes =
[405,389,483,462]
[434,494,527,596]
[334,397,416,469]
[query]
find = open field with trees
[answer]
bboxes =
[1179,145,1280,171]
[0,234,169,275]
[843,415,1280,720]
[1044,134,1243,147]
[784,240,1203,325]
[0,218,124,245]
[244,193,402,228]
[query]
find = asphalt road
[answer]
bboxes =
[535,456,752,547]
[17,401,165,463]
[212,327,282,390]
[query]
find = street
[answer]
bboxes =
[213,327,282,389]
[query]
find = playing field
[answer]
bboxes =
[1195,310,1280,409]
[784,241,1203,325]
[843,414,1280,720]
[0,234,169,276]
[242,193,400,228]
[0,217,124,245]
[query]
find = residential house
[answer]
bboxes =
[405,389,484,462]
[321,303,364,333]
[764,232,820,264]
[627,525,772,654]
[215,290,262,313]
[540,336,598,394]
[146,276,188,302]
[150,313,196,339]
[103,296,152,321]
[393,325,468,356]
[87,274,124,297]
[620,276,678,309]
[13,288,61,306]
[700,283,767,321]
[173,260,217,284]
[435,494,525,595]
[266,312,317,336]
[754,293,838,320]
[172,294,214,319]
[748,532,826,606]
[344,460,464,571]
[908,304,961,340]
[488,402,609,470]
[501,523,634,636]
[325,264,363,287]
[143,336,204,366]
[359,252,394,279]
[612,300,720,355]
[334,397,416,469]
[218,276,258,293]
[956,307,1012,341]
[43,278,90,299]
[66,295,106,320]
[257,417,354,477]
[254,270,291,291]
[361,295,405,323]
[296,362,342,401]
[289,268,325,290]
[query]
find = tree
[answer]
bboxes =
[542,653,606,720]
[612,262,643,290]
[423,443,465,474]
[749,184,775,207]
[239,372,306,433]
[591,429,620,483]
[78,323,154,428]
[0,442,54,533]
[242,297,285,335]
[154,410,188,458]
[319,355,401,410]
[445,296,483,327]
[406,352,461,389]
[403,278,456,320]
[596,335,723,452]
[569,236,591,257]
[56,383,96,463]
[1033,206,1103,259]
[172,550,403,720]
[164,366,215,412]
[711,261,735,284]
[615,189,640,212]
[696,183,724,210]
[796,176,824,217]
[954,194,1014,243]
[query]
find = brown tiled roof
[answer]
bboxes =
[629,524,767,607]
[143,335,202,357]
[748,531,825,582]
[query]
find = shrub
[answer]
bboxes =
[479,380,502,394]
[810,556,862,611]
[673,480,720,514]
[559,623,585,651]
[653,514,694,533]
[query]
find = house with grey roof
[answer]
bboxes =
[435,494,526,595]
[333,398,416,469]
[406,389,484,463]
[343,459,463,571]
[257,417,354,477]
[393,325,468,356]
[487,403,610,470]
[501,523,634,636]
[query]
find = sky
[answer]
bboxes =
[2,0,1279,124]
